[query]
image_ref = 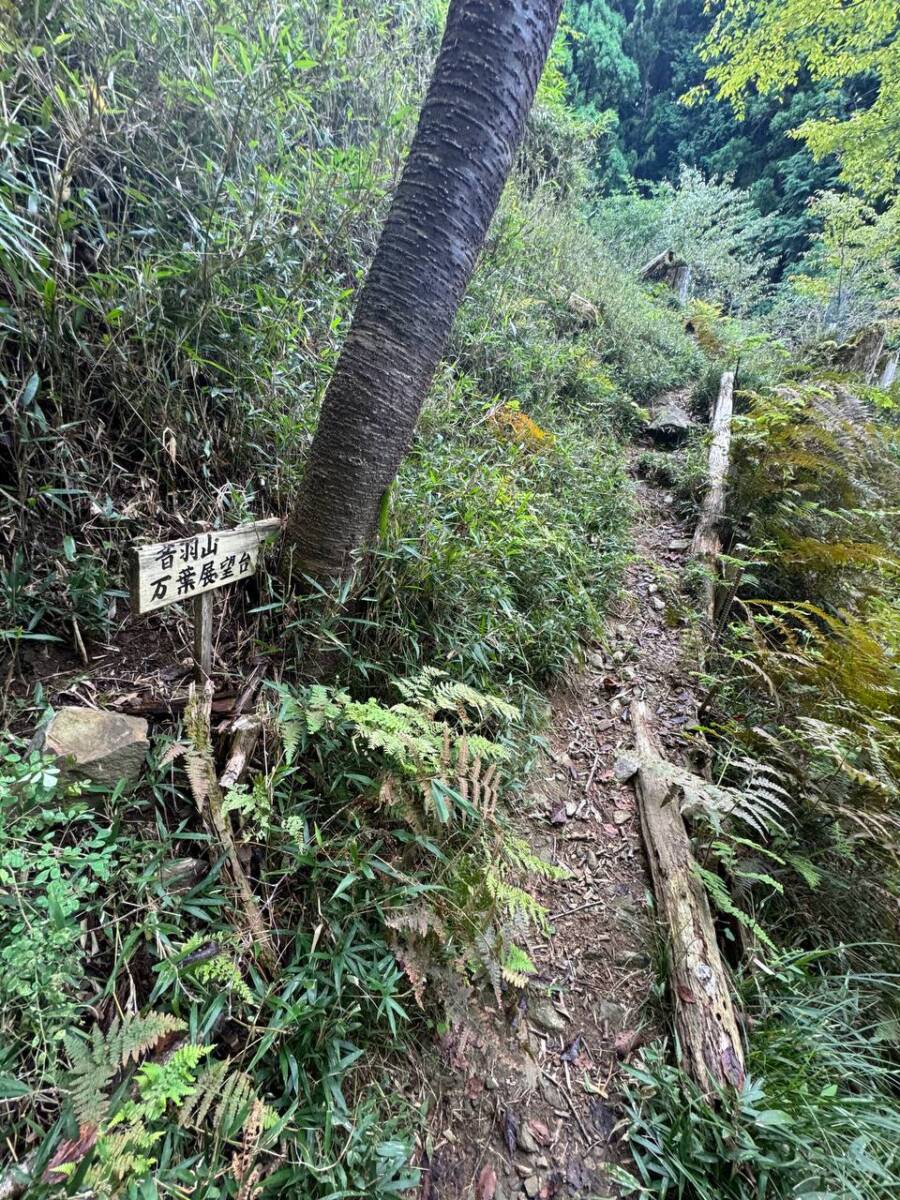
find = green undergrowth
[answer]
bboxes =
[1,667,572,1196]
[619,952,900,1200]
[0,0,699,678]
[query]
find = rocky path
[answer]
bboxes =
[421,439,705,1199]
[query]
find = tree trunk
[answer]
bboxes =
[285,0,563,580]
[631,701,746,1094]
[690,371,734,626]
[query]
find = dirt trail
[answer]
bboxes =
[422,424,704,1199]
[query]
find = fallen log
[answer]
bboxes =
[631,700,745,1093]
[639,248,676,281]
[690,370,734,626]
[639,248,690,303]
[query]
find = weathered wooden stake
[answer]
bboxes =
[193,591,214,684]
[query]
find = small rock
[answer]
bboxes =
[523,1175,542,1198]
[485,1076,499,1091]
[549,805,568,827]
[647,582,659,595]
[587,651,605,669]
[668,537,690,551]
[39,706,149,787]
[565,801,577,818]
[515,1163,533,1178]
[612,809,630,825]
[517,1125,539,1154]
[651,595,666,611]
[585,849,599,871]
[609,698,622,717]
[646,404,695,444]
[613,755,639,782]
[596,999,626,1029]
[159,858,206,893]
[529,998,568,1033]
[616,949,650,968]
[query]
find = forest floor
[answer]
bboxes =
[420,415,705,1200]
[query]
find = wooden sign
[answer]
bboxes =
[130,519,281,615]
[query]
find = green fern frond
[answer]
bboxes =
[65,1012,186,1129]
[179,1059,276,1141]
[692,863,777,952]
[501,944,537,988]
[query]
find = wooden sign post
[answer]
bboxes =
[129,519,281,682]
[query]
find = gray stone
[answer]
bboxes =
[596,999,626,1028]
[651,595,666,611]
[40,706,149,787]
[646,405,694,444]
[523,1176,542,1198]
[517,1124,539,1154]
[159,858,206,893]
[529,998,568,1033]
[613,755,639,782]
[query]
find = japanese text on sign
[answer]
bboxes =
[130,519,281,615]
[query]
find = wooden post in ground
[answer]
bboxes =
[193,591,214,684]
[631,701,745,1093]
[690,370,734,627]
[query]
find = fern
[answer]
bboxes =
[692,863,777,953]
[179,1058,276,1140]
[485,870,550,934]
[64,1011,186,1129]
[112,1044,212,1124]
[501,944,537,988]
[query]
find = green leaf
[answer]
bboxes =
[753,1108,792,1127]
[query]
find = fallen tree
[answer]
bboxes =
[690,370,735,626]
[630,701,746,1093]
[639,248,691,302]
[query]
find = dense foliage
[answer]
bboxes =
[1,1,899,1198]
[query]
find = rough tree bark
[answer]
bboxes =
[285,0,564,580]
[690,370,735,626]
[631,701,746,1094]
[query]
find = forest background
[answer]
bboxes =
[1,1,898,1199]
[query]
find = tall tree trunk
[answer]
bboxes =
[285,0,563,580]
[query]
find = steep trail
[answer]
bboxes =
[421,399,707,1199]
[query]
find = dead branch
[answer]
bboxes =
[185,683,277,973]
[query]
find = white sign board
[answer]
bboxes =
[130,519,281,614]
